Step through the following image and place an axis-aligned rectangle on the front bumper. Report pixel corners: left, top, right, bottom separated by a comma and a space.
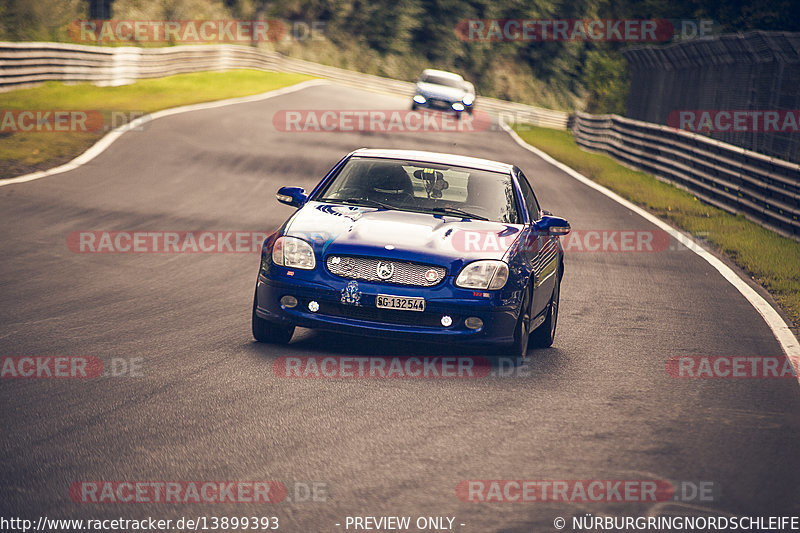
255, 268, 518, 345
412, 97, 471, 114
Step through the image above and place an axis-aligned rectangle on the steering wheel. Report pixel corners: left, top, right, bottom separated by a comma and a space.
437, 202, 492, 217
368, 190, 416, 206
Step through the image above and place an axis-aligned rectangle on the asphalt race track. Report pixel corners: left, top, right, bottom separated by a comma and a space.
1, 82, 799, 532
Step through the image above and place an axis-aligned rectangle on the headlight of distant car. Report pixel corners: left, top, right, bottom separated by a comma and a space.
272, 236, 316, 270
462, 95, 474, 106
413, 94, 427, 104
455, 260, 509, 290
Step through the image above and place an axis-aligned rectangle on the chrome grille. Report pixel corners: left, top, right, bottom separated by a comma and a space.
326, 256, 446, 287
428, 98, 452, 109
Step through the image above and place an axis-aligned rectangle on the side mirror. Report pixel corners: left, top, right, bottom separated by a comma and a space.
276, 186, 307, 208
534, 215, 571, 236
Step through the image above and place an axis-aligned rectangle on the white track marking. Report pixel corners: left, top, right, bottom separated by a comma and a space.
500, 120, 800, 383
0, 79, 328, 187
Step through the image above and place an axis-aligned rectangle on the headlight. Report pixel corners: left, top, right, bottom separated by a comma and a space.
413, 94, 427, 104
462, 95, 474, 106
452, 102, 465, 111
272, 236, 316, 270
455, 260, 509, 290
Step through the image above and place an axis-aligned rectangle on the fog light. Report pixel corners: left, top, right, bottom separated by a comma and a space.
465, 317, 483, 330
441, 315, 453, 327
308, 300, 320, 313
280, 295, 298, 308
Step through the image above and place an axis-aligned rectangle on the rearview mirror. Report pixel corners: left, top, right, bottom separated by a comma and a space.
276, 186, 307, 208
534, 215, 571, 236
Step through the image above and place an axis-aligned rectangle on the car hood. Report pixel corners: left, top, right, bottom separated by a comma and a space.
283, 201, 522, 272
416, 82, 467, 102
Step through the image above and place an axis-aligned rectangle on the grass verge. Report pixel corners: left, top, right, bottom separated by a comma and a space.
513, 125, 800, 329
0, 70, 314, 178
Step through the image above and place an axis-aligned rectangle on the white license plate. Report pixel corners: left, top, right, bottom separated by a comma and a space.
376, 294, 425, 312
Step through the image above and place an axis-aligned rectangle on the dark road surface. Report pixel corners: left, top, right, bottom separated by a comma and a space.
1, 82, 798, 532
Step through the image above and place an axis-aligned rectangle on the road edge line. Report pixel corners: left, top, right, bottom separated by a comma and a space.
500, 120, 800, 383
0, 78, 328, 188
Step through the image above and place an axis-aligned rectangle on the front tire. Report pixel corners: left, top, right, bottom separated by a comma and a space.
252, 292, 294, 344
530, 271, 561, 348
509, 282, 533, 358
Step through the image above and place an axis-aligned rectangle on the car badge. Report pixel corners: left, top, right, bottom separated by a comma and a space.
376, 261, 395, 280
424, 269, 439, 282
341, 280, 361, 306
331, 256, 341, 264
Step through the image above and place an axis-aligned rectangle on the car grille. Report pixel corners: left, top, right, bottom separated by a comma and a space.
428, 99, 452, 109
326, 256, 447, 287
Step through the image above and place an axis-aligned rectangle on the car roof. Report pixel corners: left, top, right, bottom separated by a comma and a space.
420, 69, 464, 81
350, 149, 515, 174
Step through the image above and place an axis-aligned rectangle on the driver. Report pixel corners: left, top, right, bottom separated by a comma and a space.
367, 164, 414, 199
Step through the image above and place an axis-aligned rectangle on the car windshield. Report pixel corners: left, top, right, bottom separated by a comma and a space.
315, 157, 520, 223
420, 73, 464, 89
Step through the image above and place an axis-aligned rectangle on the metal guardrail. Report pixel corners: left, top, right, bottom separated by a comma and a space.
0, 41, 569, 129
623, 32, 800, 165
573, 111, 800, 240
0, 42, 280, 87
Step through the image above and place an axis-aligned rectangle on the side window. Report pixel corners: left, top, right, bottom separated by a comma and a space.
517, 171, 540, 222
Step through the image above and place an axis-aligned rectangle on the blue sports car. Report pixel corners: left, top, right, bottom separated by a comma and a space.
253, 149, 570, 357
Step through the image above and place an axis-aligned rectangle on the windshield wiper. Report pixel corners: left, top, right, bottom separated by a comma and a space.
322, 198, 488, 220
429, 207, 489, 221
324, 197, 396, 210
